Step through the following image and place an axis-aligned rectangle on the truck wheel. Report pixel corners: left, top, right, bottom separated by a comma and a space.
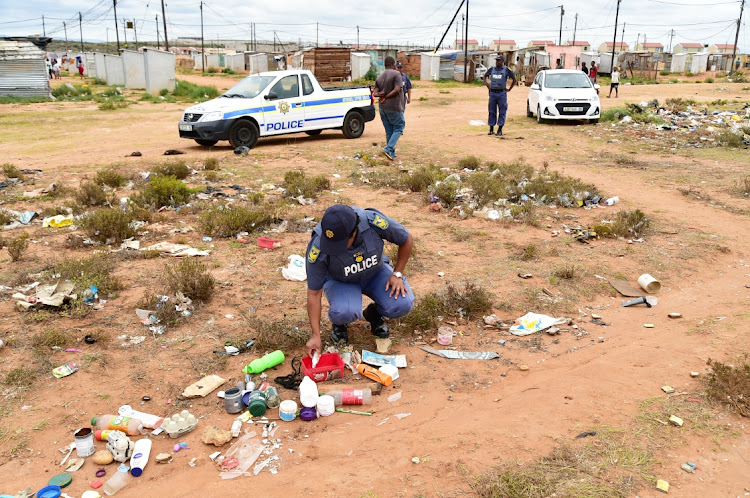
194, 139, 218, 147
305, 130, 322, 136
229, 119, 259, 149
342, 111, 365, 139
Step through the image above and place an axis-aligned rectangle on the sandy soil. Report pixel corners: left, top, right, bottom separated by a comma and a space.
0, 73, 749, 497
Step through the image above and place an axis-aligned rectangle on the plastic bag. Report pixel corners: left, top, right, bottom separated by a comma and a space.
509, 312, 567, 336
281, 255, 307, 281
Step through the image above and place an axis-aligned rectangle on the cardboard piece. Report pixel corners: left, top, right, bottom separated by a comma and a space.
609, 279, 646, 297
182, 375, 226, 398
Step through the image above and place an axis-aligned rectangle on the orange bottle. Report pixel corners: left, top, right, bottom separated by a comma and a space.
91, 415, 143, 435
355, 364, 393, 386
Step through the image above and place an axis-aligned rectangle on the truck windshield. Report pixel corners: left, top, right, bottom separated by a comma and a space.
222, 75, 275, 98
545, 73, 592, 88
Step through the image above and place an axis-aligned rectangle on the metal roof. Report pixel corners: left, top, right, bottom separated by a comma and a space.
0, 40, 51, 98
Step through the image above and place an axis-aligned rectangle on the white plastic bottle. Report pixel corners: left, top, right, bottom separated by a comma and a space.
299, 376, 319, 408
129, 439, 152, 477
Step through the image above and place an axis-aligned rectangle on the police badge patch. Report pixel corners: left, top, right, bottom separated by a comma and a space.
371, 215, 389, 230
308, 246, 320, 263
353, 251, 364, 263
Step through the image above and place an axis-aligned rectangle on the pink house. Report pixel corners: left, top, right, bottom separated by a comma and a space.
545, 45, 582, 69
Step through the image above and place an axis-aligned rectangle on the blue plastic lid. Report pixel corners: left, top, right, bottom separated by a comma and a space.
37, 485, 62, 498
131, 466, 143, 477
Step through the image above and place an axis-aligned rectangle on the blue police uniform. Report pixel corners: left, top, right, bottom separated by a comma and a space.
485, 65, 515, 128
306, 207, 414, 326
401, 72, 412, 109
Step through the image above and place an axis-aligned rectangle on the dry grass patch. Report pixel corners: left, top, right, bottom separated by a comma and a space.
595, 210, 651, 239
75, 181, 111, 206
135, 175, 197, 208
152, 160, 190, 179
398, 282, 493, 332
203, 157, 220, 170
6, 234, 29, 262
94, 168, 128, 188
2, 163, 25, 182
705, 356, 750, 417
282, 170, 330, 199
52, 254, 122, 297
80, 208, 136, 244
164, 258, 215, 303
198, 203, 277, 237
244, 315, 310, 352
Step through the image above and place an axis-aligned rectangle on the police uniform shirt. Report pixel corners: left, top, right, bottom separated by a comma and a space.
305, 207, 410, 291
485, 65, 515, 90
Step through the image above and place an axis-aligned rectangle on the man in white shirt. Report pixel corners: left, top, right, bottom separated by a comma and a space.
608, 67, 620, 98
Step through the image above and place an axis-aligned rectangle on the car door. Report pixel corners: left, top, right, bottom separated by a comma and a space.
262, 74, 305, 135
528, 72, 543, 112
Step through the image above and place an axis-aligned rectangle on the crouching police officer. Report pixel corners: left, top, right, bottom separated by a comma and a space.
305, 205, 414, 357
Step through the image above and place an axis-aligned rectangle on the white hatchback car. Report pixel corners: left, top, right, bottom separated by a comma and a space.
526, 69, 601, 124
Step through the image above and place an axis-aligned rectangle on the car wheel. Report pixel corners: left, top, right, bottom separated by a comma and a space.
229, 119, 259, 149
194, 139, 218, 147
590, 118, 599, 124
305, 130, 323, 136
342, 111, 365, 139
526, 100, 533, 118
537, 106, 545, 124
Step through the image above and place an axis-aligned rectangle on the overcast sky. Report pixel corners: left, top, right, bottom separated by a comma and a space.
1, 0, 746, 52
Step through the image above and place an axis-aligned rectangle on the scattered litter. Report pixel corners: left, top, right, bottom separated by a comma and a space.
519, 365, 529, 371
13, 280, 76, 310
52, 362, 78, 378
637, 273, 661, 293
469, 120, 486, 126
643, 323, 655, 328
510, 312, 567, 336
155, 453, 173, 464
183, 375, 226, 398
668, 415, 683, 427
163, 149, 184, 155
656, 479, 669, 493
376, 417, 390, 427
668, 313, 682, 319
681, 462, 696, 473
142, 242, 210, 257
517, 273, 533, 279
437, 349, 498, 360
362, 350, 407, 368
661, 385, 675, 394
258, 237, 282, 249
375, 338, 391, 353
42, 214, 75, 228
483, 314, 508, 328
690, 371, 700, 378
394, 413, 411, 420
437, 326, 455, 346
609, 279, 647, 297
622, 296, 658, 308
387, 392, 402, 403
412, 456, 421, 463
281, 255, 307, 281
575, 431, 597, 439
23, 183, 58, 199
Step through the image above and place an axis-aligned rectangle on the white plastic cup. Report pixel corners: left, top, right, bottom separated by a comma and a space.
637, 274, 661, 293
317, 395, 335, 417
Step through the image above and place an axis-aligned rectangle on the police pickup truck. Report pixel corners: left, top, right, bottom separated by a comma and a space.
178, 69, 376, 149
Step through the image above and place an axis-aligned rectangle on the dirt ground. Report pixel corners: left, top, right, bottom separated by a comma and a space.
0, 72, 749, 497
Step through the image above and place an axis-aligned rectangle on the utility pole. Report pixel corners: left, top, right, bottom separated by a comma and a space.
123, 20, 128, 49
161, 0, 169, 50
434, 0, 466, 53
356, 25, 359, 49
273, 30, 276, 51
463, 0, 469, 83
79, 12, 84, 53
200, 2, 205, 71
620, 22, 626, 53
636, 33, 640, 50
42, 16, 46, 36
572, 13, 578, 46
316, 22, 319, 47
113, 0, 121, 52
558, 5, 565, 46
63, 22, 69, 53
610, 0, 621, 73
730, 0, 744, 74
156, 15, 160, 49
132, 20, 138, 50
668, 29, 675, 52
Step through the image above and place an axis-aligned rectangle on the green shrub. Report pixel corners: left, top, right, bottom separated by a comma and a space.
716, 130, 744, 148
431, 177, 461, 207
7, 234, 29, 262
164, 258, 215, 303
80, 208, 135, 244
203, 157, 220, 171
398, 282, 493, 331
206, 66, 220, 74
53, 254, 122, 296
222, 67, 236, 74
75, 181, 111, 206
2, 163, 24, 181
469, 172, 506, 206
98, 101, 129, 110
94, 168, 127, 188
705, 77, 714, 83
458, 155, 481, 169
137, 175, 194, 207
160, 88, 169, 96
399, 165, 446, 192
152, 160, 190, 179
51, 83, 92, 99
198, 203, 275, 237
172, 79, 220, 101
283, 170, 331, 199
659, 70, 670, 76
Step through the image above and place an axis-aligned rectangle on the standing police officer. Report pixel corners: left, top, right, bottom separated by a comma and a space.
484, 54, 517, 136
305, 205, 414, 357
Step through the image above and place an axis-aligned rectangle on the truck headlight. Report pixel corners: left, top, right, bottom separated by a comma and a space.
200, 111, 223, 122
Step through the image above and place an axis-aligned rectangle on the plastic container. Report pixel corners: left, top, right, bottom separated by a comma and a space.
242, 350, 285, 374
637, 273, 661, 293
74, 427, 95, 457
257, 236, 281, 249
35, 486, 61, 498
118, 405, 165, 430
224, 388, 243, 414
299, 407, 317, 421
92, 415, 143, 436
604, 196, 620, 206
317, 395, 335, 416
263, 387, 281, 409
247, 390, 267, 417
129, 439, 152, 477
279, 400, 298, 421
102, 464, 131, 495
95, 429, 113, 441
299, 376, 319, 408
325, 388, 372, 406
301, 353, 345, 382
437, 326, 454, 346
231, 419, 242, 437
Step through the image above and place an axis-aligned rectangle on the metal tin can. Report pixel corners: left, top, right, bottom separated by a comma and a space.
263, 387, 281, 409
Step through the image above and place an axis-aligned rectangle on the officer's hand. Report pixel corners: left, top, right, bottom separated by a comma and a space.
385, 275, 409, 299
306, 335, 322, 358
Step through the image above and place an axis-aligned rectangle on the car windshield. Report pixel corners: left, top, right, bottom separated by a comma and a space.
545, 73, 592, 89
222, 75, 275, 98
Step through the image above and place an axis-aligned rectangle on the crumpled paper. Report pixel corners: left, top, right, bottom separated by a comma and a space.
13, 280, 76, 310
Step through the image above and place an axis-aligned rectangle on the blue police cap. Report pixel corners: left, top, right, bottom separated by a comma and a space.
320, 205, 357, 254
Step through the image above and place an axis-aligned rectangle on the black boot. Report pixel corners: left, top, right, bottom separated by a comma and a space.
331, 324, 349, 344
363, 303, 389, 338
496, 126, 503, 136
487, 126, 494, 135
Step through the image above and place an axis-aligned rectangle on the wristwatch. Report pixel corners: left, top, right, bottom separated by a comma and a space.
393, 272, 403, 279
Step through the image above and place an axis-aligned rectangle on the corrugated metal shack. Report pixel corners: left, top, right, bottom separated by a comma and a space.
291, 47, 351, 82
0, 39, 51, 98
